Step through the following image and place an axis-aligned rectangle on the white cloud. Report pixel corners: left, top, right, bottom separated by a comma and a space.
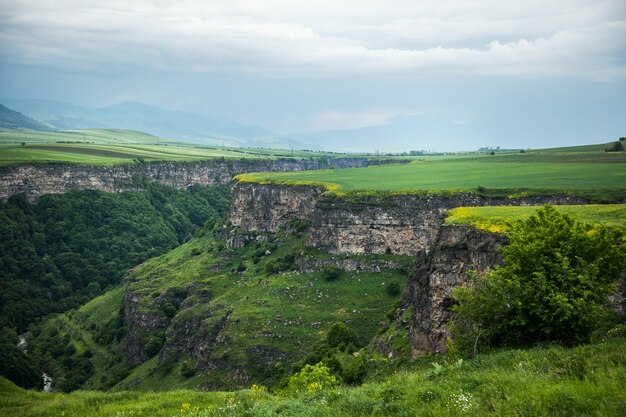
0, 0, 624, 79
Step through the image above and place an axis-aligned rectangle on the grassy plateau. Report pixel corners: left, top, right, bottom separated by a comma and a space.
236, 143, 626, 202
445, 204, 626, 234
0, 129, 349, 166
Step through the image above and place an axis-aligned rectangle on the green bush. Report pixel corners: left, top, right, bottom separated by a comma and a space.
605, 141, 624, 152
282, 362, 338, 396
322, 265, 342, 282
180, 360, 196, 378
450, 205, 626, 355
386, 281, 402, 296
326, 322, 357, 349
145, 333, 166, 357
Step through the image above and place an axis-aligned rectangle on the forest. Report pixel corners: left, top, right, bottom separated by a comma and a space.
0, 185, 230, 389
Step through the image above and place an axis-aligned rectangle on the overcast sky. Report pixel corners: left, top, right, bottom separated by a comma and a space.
1, 0, 625, 150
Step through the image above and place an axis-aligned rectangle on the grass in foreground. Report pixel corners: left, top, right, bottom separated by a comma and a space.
2, 337, 625, 416
445, 204, 626, 234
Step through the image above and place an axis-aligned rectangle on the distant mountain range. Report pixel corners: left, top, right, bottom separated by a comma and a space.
0, 104, 50, 131
0, 99, 530, 152
0, 99, 303, 149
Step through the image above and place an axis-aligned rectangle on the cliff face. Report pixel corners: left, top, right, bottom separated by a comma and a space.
230, 182, 626, 357
230, 182, 588, 256
0, 157, 404, 202
401, 226, 507, 356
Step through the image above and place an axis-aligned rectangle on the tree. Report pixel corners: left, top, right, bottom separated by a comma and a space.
450, 205, 626, 355
605, 141, 624, 152
326, 322, 357, 349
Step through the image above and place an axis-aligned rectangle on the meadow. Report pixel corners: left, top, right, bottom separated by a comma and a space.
0, 129, 344, 166
445, 204, 626, 234
236, 144, 626, 202
2, 337, 625, 417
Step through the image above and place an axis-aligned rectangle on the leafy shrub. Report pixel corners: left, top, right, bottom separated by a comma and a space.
282, 362, 338, 396
160, 302, 178, 319
450, 205, 626, 355
322, 265, 342, 282
605, 141, 624, 152
326, 322, 357, 349
340, 354, 366, 385
145, 332, 166, 357
265, 252, 297, 274
287, 219, 310, 233
180, 360, 196, 378
386, 282, 402, 296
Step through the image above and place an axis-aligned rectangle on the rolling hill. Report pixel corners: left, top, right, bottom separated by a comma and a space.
0, 99, 303, 149
0, 104, 49, 131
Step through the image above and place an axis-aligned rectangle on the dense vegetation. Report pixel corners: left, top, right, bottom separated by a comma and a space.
445, 204, 626, 234
0, 185, 230, 389
450, 206, 626, 356
20, 220, 410, 393
2, 337, 625, 416
237, 143, 626, 202
0, 184, 229, 333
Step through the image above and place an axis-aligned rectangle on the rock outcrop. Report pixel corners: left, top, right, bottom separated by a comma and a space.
401, 225, 507, 356
230, 182, 589, 256
230, 182, 625, 357
0, 157, 406, 202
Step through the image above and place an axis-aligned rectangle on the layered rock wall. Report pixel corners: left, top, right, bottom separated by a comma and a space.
230, 182, 625, 357
0, 157, 403, 202
230, 182, 588, 256
402, 226, 507, 356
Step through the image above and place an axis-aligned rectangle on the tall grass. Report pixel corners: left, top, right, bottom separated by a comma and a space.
445, 204, 626, 234
2, 338, 625, 416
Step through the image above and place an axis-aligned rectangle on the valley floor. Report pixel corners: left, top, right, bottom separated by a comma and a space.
2, 337, 625, 417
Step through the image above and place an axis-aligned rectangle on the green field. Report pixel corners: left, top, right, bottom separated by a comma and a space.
236, 144, 626, 201
0, 129, 349, 166
2, 337, 625, 416
445, 204, 626, 234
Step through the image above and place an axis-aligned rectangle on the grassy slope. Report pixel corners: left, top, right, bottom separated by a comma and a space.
236, 144, 626, 202
2, 337, 625, 416
35, 226, 410, 391
445, 204, 626, 234
116, 229, 410, 390
0, 129, 354, 166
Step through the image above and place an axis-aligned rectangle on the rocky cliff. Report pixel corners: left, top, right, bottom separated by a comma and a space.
0, 157, 404, 202
230, 182, 588, 256
398, 225, 507, 356
230, 182, 626, 357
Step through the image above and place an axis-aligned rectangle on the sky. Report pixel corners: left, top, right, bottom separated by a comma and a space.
0, 0, 625, 151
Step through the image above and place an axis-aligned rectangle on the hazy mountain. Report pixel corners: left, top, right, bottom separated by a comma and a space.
0, 104, 50, 131
1, 99, 302, 148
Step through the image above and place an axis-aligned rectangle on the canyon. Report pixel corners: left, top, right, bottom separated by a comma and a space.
0, 157, 404, 202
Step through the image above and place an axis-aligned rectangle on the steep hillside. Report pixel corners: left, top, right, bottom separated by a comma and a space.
0, 104, 49, 131
0, 184, 230, 333
26, 220, 411, 392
